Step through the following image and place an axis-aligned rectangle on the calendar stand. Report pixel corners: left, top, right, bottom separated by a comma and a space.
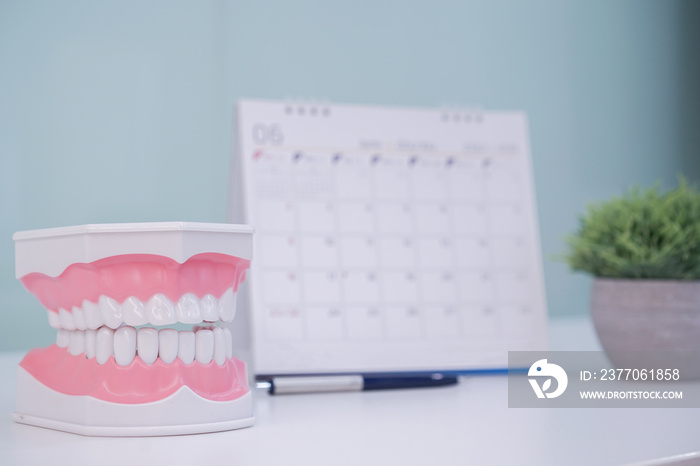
229, 99, 548, 378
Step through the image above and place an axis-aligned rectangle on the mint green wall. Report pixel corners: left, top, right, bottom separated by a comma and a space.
1, 0, 698, 351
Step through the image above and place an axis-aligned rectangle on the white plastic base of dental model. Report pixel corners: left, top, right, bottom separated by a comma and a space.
13, 367, 254, 437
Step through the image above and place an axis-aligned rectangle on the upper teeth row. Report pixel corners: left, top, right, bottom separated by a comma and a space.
47, 289, 238, 330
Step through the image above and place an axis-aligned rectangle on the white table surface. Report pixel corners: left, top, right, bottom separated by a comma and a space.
1, 316, 699, 466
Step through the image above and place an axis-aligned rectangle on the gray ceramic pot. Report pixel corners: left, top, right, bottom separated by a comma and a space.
591, 278, 700, 378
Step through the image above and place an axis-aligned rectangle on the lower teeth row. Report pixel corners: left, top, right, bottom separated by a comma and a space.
56, 326, 233, 366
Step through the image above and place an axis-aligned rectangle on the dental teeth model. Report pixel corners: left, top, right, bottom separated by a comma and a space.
12, 222, 254, 436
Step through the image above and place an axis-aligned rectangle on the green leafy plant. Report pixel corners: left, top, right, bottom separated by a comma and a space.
565, 178, 700, 279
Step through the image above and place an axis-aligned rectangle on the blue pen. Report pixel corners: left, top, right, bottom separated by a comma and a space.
263, 374, 459, 395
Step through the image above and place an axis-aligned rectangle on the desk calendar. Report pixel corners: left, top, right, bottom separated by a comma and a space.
229, 99, 548, 377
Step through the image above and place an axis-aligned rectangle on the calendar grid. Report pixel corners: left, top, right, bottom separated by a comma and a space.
234, 99, 547, 375
365, 155, 390, 339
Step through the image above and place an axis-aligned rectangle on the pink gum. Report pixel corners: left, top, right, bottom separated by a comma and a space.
20, 345, 249, 403
19, 253, 250, 313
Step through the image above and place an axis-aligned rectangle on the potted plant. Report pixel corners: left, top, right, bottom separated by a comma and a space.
564, 179, 700, 375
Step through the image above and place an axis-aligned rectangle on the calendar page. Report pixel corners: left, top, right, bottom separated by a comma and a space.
229, 99, 548, 377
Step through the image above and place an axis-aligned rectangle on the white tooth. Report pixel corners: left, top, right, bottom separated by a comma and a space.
114, 326, 136, 366
68, 330, 85, 356
56, 329, 70, 348
224, 328, 233, 359
122, 297, 148, 326
47, 310, 61, 329
59, 308, 76, 330
195, 329, 214, 364
200, 294, 220, 322
85, 329, 97, 359
219, 289, 238, 323
72, 306, 87, 330
137, 327, 158, 365
146, 294, 177, 326
99, 296, 123, 329
96, 327, 115, 365
158, 328, 178, 364
177, 293, 202, 324
178, 331, 195, 364
213, 327, 226, 366
83, 300, 103, 330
